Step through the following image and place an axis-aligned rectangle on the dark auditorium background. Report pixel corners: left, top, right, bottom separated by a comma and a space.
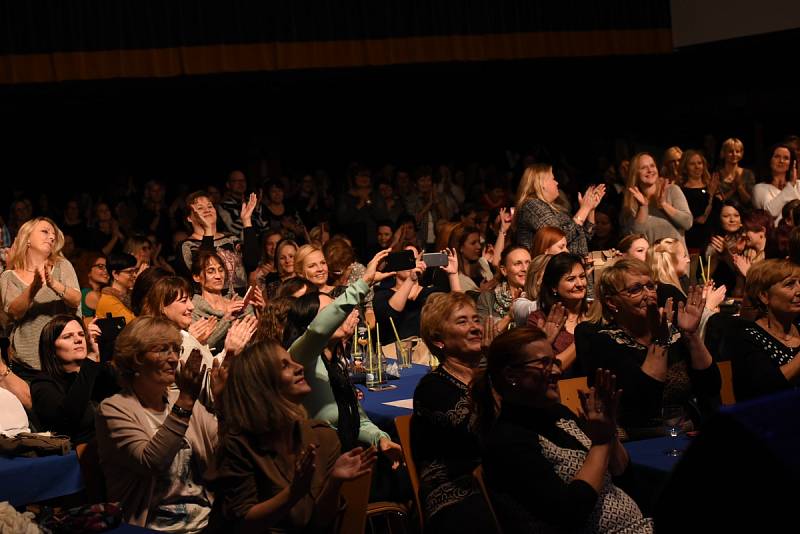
0, 1, 798, 201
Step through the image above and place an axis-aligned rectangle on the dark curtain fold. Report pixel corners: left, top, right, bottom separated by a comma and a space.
0, 0, 672, 84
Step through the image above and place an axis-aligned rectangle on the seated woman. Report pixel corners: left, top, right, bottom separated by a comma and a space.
141, 276, 257, 409
527, 253, 590, 376
206, 339, 376, 532
411, 292, 497, 532
294, 243, 335, 294
446, 224, 493, 293
0, 357, 33, 432
511, 253, 552, 326
77, 251, 109, 319
477, 245, 531, 331
262, 238, 298, 299
650, 238, 692, 303
617, 233, 650, 262
575, 259, 721, 439
374, 243, 459, 340
732, 209, 776, 279
190, 250, 258, 353
472, 327, 652, 533
95, 317, 217, 532
729, 259, 800, 401
95, 252, 137, 324
284, 249, 403, 464
530, 226, 568, 258
32, 315, 117, 444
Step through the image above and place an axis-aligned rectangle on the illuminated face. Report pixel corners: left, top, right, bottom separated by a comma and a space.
556, 264, 587, 302
460, 232, 482, 262
195, 258, 226, 293
720, 206, 741, 234
501, 248, 531, 289
771, 147, 791, 175
54, 321, 88, 368
278, 348, 312, 402
541, 171, 559, 203
686, 154, 705, 180
376, 225, 393, 248
636, 155, 659, 186
674, 244, 690, 277
28, 220, 56, 256
546, 237, 568, 256
163, 293, 194, 330
625, 238, 649, 262
723, 144, 743, 166
189, 196, 217, 228
278, 244, 296, 277
302, 250, 328, 288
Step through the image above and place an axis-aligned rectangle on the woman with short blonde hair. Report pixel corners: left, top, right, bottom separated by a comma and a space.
294, 243, 334, 294
717, 138, 755, 205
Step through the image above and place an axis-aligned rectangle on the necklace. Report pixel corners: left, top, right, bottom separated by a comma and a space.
765, 318, 795, 342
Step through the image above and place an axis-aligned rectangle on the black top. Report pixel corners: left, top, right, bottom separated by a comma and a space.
681, 186, 715, 250
373, 283, 443, 341
31, 359, 119, 445
411, 367, 483, 522
482, 402, 651, 533
730, 321, 798, 402
575, 321, 721, 434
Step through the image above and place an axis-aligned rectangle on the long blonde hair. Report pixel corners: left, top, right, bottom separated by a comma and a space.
512, 164, 554, 229
7, 217, 65, 270
649, 238, 686, 296
622, 152, 658, 219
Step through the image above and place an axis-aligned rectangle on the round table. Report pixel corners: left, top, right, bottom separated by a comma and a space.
356, 363, 429, 431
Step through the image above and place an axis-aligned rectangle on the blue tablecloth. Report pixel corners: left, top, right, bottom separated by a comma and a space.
0, 451, 84, 506
624, 435, 691, 474
357, 363, 429, 430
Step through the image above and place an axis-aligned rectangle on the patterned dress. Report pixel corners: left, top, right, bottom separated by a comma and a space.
483, 403, 653, 533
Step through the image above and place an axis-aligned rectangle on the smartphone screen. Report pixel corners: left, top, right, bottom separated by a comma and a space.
384, 250, 416, 272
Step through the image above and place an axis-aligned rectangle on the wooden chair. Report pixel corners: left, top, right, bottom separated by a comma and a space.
75, 439, 105, 504
473, 465, 503, 534
557, 376, 588, 417
338, 467, 409, 534
395, 414, 423, 532
718, 360, 736, 405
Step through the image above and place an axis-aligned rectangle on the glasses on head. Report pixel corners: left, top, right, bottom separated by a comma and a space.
148, 344, 181, 359
92, 263, 107, 271
618, 281, 657, 297
509, 356, 562, 371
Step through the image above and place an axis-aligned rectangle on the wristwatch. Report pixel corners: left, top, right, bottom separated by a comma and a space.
171, 404, 193, 419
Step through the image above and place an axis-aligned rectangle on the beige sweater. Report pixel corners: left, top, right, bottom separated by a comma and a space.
95, 389, 218, 527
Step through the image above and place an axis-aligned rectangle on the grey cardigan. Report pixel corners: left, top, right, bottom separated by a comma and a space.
95, 389, 217, 527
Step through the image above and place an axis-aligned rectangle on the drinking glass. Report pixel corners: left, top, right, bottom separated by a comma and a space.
662, 404, 685, 456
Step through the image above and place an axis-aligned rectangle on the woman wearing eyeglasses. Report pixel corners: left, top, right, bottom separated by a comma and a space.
472, 327, 652, 533
32, 315, 117, 445
575, 259, 721, 439
95, 252, 138, 325
95, 317, 217, 531
77, 251, 109, 319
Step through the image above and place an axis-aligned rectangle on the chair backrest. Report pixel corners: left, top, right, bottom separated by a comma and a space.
338, 470, 373, 534
557, 376, 588, 416
394, 414, 423, 531
75, 439, 105, 504
718, 360, 736, 405
473, 465, 504, 534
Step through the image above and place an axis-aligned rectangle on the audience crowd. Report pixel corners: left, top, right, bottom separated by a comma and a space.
1, 135, 799, 533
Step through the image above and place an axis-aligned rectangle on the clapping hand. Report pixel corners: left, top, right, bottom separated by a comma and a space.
677, 285, 706, 335
628, 186, 647, 207
176, 348, 206, 402
332, 446, 378, 481
578, 368, 622, 445
224, 314, 258, 356
481, 315, 497, 351
703, 282, 727, 312
647, 297, 673, 345
209, 357, 230, 401
732, 254, 752, 277
709, 235, 726, 255
240, 192, 258, 228
188, 317, 218, 346
536, 302, 567, 345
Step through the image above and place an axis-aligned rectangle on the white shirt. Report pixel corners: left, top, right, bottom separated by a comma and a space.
752, 182, 800, 224
0, 388, 29, 437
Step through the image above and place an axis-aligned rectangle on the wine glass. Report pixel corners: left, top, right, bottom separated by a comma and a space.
662, 404, 685, 456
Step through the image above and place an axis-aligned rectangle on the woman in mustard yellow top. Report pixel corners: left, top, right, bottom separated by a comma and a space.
95, 253, 137, 324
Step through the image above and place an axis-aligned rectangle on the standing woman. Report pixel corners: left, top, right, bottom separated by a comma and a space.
623, 152, 693, 247
526, 253, 590, 375
679, 150, 721, 251
661, 146, 683, 184
95, 252, 138, 324
752, 143, 799, 221
0, 217, 81, 378
716, 138, 755, 205
77, 251, 109, 319
206, 340, 376, 532
32, 315, 117, 445
514, 164, 605, 258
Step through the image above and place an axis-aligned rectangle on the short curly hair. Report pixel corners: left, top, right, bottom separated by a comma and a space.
113, 316, 182, 388
745, 259, 800, 317
420, 292, 477, 362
